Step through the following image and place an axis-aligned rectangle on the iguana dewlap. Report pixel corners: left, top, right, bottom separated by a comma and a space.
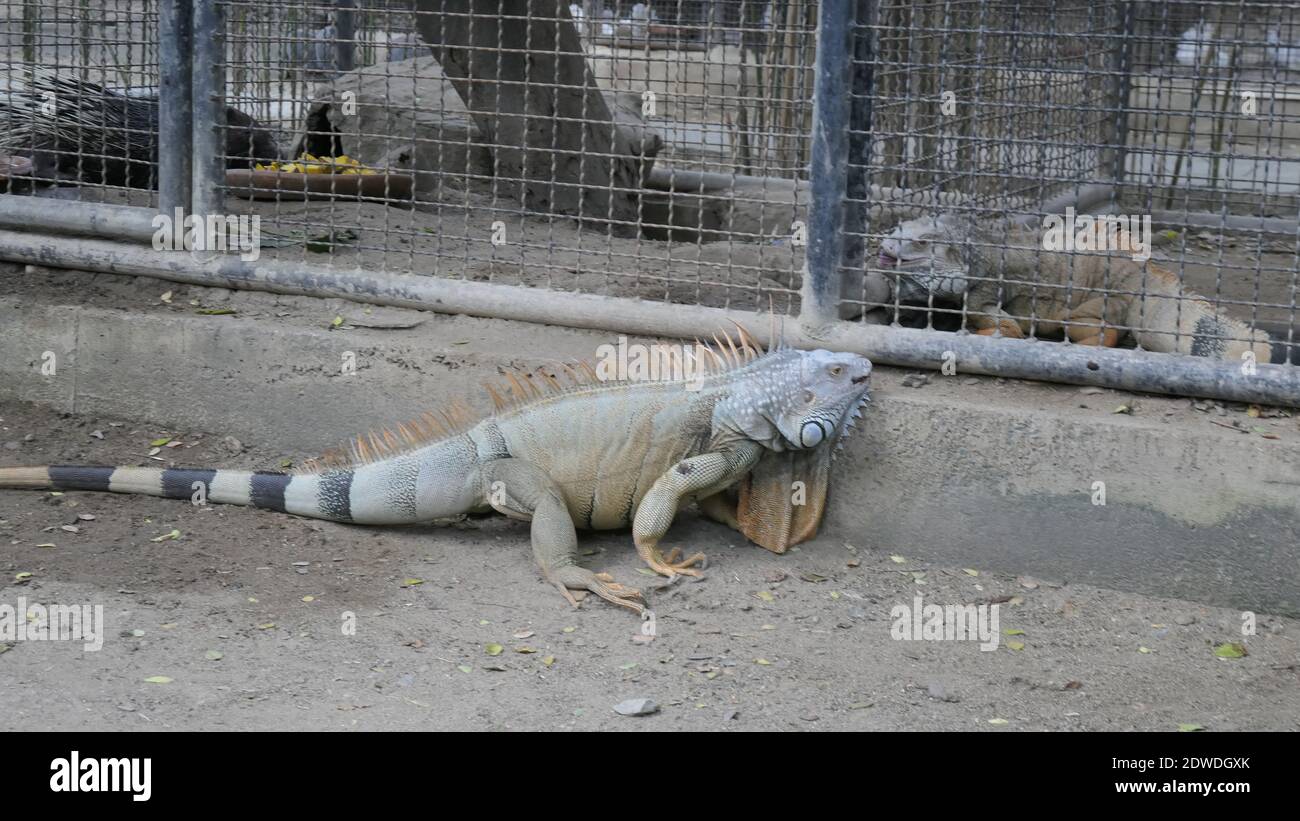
0, 330, 872, 615
879, 215, 1276, 362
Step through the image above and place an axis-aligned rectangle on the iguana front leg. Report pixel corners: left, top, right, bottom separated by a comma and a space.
633, 442, 763, 577
482, 459, 645, 614
970, 305, 1025, 339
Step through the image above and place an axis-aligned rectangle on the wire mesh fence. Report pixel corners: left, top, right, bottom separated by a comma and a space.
0, 0, 1298, 398
851, 0, 1299, 368
0, 0, 161, 205
208, 0, 813, 314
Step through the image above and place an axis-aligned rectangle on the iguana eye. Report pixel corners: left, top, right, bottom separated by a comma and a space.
829, 365, 844, 377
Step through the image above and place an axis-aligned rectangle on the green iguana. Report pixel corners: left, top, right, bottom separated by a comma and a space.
878, 215, 1280, 362
0, 329, 872, 616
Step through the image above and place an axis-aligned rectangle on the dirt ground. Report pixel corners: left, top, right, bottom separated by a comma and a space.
2, 399, 1297, 731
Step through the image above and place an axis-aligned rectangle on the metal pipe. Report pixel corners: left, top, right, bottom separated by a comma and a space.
1, 231, 1295, 406
802, 0, 855, 330
646, 166, 1004, 213
191, 0, 225, 223
1150, 210, 1300, 237
1107, 1, 1136, 186
840, 0, 875, 310
1012, 184, 1116, 226
157, 0, 193, 216
0, 199, 158, 243
334, 0, 357, 75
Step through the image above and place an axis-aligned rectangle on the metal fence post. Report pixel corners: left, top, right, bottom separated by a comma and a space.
843, 0, 875, 315
192, 0, 225, 225
1107, 0, 1135, 186
803, 0, 870, 332
335, 0, 357, 75
158, 0, 193, 218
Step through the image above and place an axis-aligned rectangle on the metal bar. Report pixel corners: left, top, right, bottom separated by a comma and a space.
191, 0, 225, 223
157, 0, 193, 216
1011, 184, 1116, 226
802, 0, 855, 330
1150, 210, 1300, 237
335, 0, 357, 75
1107, 0, 1135, 186
2, 232, 1295, 407
840, 0, 875, 312
0, 199, 158, 242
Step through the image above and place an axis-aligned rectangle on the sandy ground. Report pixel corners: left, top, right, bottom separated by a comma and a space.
2, 399, 1297, 731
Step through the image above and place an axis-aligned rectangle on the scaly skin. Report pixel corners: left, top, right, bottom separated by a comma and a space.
879, 215, 1274, 361
0, 334, 873, 616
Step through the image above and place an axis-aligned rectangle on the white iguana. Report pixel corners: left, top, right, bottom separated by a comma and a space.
0, 329, 872, 616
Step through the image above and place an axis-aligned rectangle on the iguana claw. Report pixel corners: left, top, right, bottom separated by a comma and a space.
640, 544, 707, 578
549, 566, 645, 615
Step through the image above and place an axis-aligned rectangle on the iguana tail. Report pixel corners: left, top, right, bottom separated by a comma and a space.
0, 464, 356, 522
1130, 267, 1275, 362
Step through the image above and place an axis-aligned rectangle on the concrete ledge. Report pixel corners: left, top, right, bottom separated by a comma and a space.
3, 264, 1298, 615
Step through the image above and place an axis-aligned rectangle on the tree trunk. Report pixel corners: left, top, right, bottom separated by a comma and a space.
412, 0, 646, 229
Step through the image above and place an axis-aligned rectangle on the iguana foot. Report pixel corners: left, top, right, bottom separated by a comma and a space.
548, 566, 645, 615
639, 544, 707, 578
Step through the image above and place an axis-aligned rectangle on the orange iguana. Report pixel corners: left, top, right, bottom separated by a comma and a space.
878, 215, 1282, 362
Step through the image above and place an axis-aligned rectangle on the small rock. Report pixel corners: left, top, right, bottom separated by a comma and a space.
1079, 387, 1103, 395
613, 698, 659, 717
926, 681, 960, 702
722, 708, 739, 721
89, 430, 105, 439
3, 441, 19, 451
222, 436, 244, 454
1173, 613, 1197, 626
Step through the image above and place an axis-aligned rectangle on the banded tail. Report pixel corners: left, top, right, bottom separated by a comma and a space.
0, 464, 356, 522
1135, 268, 1277, 362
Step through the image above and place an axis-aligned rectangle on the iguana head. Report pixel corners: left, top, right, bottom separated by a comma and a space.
715, 348, 873, 453
717, 347, 872, 555
877, 214, 984, 302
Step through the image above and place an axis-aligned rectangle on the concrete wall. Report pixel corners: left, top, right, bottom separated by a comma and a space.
3, 265, 1297, 615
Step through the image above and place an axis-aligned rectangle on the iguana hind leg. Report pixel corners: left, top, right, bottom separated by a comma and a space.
483, 459, 644, 614
633, 443, 763, 578
1064, 297, 1123, 347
